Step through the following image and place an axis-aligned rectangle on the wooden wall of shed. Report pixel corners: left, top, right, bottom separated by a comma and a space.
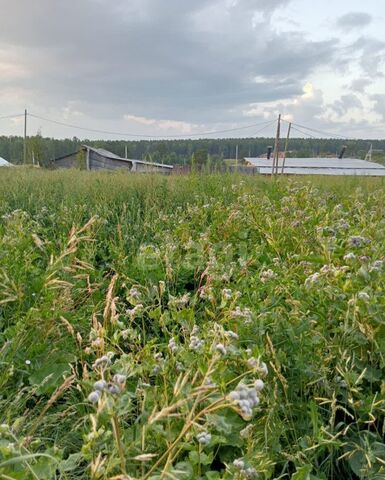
89, 151, 133, 171
54, 153, 80, 169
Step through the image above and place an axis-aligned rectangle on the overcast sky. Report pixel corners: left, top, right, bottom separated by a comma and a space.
0, 0, 384, 139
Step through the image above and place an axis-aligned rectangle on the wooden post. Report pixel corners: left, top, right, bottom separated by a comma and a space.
235, 144, 239, 167
272, 114, 281, 175
281, 122, 291, 174
23, 109, 27, 164
125, 145, 128, 159
86, 147, 90, 171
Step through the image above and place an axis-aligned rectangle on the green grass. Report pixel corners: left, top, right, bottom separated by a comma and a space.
0, 168, 385, 479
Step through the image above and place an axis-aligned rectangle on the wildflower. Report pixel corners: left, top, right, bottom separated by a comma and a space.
127, 304, 143, 318
222, 288, 232, 300
305, 272, 320, 288
151, 365, 161, 375
370, 260, 384, 272
343, 252, 356, 261
168, 337, 178, 353
107, 383, 120, 395
225, 330, 239, 340
254, 379, 265, 391
260, 269, 277, 282
216, 343, 227, 355
196, 431, 212, 445
348, 235, 368, 248
229, 383, 260, 418
359, 255, 370, 263
93, 380, 108, 391
88, 391, 101, 403
259, 362, 268, 376
231, 306, 252, 323
233, 458, 245, 469
358, 291, 370, 301
93, 355, 111, 369
25, 360, 31, 365
129, 287, 141, 299
169, 293, 190, 308
189, 335, 204, 351
112, 374, 126, 385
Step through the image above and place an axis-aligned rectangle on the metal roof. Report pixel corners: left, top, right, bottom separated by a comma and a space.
0, 156, 12, 167
83, 145, 173, 169
244, 157, 385, 176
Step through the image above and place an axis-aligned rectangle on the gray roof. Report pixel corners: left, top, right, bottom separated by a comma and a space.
83, 145, 173, 169
244, 157, 385, 176
0, 156, 12, 167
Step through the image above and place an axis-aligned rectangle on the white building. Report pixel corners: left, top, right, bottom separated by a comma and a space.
244, 157, 385, 176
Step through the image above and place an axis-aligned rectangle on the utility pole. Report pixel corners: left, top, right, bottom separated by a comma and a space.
235, 144, 239, 167
23, 109, 27, 164
272, 114, 281, 175
125, 145, 128, 159
281, 122, 291, 174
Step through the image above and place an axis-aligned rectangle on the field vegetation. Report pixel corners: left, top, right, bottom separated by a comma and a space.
0, 169, 385, 479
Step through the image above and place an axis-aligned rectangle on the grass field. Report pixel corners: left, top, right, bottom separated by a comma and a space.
1, 168, 385, 479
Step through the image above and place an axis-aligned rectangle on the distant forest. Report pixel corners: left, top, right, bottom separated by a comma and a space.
1, 134, 384, 167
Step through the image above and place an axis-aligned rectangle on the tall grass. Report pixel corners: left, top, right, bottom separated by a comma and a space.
0, 168, 385, 479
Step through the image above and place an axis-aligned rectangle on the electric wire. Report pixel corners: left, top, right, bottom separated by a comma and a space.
0, 113, 24, 120
281, 118, 355, 139
28, 113, 276, 139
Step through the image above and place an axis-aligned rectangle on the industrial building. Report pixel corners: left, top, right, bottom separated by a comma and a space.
53, 145, 173, 173
244, 157, 385, 176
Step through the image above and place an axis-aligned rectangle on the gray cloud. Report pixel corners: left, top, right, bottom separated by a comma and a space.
371, 94, 385, 121
0, 0, 338, 124
336, 12, 372, 31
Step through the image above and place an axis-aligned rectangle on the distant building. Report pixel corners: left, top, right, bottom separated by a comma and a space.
244, 157, 385, 176
0, 156, 13, 167
53, 145, 173, 173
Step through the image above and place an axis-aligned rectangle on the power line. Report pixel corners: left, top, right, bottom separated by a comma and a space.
281, 118, 355, 140
290, 125, 319, 139
28, 113, 276, 139
0, 113, 24, 120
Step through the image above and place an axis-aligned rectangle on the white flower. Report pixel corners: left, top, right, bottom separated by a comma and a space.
228, 383, 260, 419
88, 390, 101, 403
254, 379, 265, 391
113, 374, 126, 385
168, 337, 178, 353
196, 431, 211, 445
305, 272, 320, 288
222, 288, 232, 300
260, 269, 277, 282
358, 291, 370, 301
225, 330, 239, 340
348, 236, 368, 248
216, 343, 227, 355
93, 380, 108, 391
343, 252, 356, 261
25, 360, 31, 365
189, 335, 204, 351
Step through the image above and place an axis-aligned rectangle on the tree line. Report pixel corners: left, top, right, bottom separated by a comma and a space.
0, 133, 384, 167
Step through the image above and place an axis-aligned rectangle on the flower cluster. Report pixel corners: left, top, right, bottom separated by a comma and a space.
87, 373, 126, 403
348, 235, 369, 248
228, 380, 264, 419
233, 458, 258, 479
260, 269, 277, 282
196, 431, 212, 445
231, 306, 252, 323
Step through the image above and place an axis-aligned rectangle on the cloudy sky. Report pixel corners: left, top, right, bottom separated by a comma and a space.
0, 0, 384, 139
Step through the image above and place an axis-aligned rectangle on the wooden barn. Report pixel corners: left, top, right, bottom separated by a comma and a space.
53, 145, 173, 173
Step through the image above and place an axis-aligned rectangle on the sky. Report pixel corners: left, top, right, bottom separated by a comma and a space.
0, 0, 384, 140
